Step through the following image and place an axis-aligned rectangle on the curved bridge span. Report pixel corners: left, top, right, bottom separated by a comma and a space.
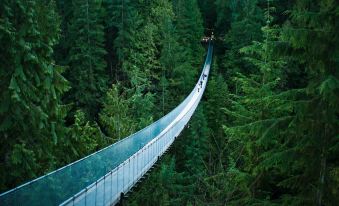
0, 42, 213, 206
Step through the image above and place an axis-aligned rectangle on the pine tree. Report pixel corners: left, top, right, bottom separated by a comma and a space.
0, 0, 69, 191
62, 110, 105, 163
109, 0, 161, 128
218, 0, 264, 85
127, 157, 188, 206
218, 0, 339, 205
198, 63, 232, 204
66, 0, 108, 118
109, 0, 140, 74
214, 0, 232, 36
99, 84, 137, 141
175, 106, 210, 204
275, 0, 339, 204
153, 0, 193, 114
54, 0, 73, 66
197, 0, 217, 31
173, 0, 205, 65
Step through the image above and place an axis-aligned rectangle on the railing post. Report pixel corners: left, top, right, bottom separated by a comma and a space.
95, 181, 97, 206
122, 162, 124, 192
161, 133, 163, 153
132, 155, 135, 184
142, 148, 144, 175
135, 154, 137, 181
103, 175, 106, 205
148, 127, 151, 165
128, 158, 131, 186
137, 151, 139, 177
156, 138, 158, 157
147, 145, 149, 166
152, 141, 154, 162
110, 170, 113, 203
85, 187, 88, 206
116, 166, 119, 196
160, 135, 162, 154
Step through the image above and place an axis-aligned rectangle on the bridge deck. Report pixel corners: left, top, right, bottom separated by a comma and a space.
0, 42, 213, 206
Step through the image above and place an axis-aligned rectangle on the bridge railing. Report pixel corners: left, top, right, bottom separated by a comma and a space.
61, 86, 202, 206
0, 42, 213, 206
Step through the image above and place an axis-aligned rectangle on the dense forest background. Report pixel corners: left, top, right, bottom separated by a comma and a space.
0, 0, 338, 205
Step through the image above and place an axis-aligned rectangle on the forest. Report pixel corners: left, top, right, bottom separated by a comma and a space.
0, 0, 338, 205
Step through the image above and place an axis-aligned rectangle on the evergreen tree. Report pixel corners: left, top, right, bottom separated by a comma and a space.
218, 0, 264, 85
66, 0, 108, 118
219, 0, 339, 205
173, 0, 205, 65
197, 0, 217, 31
4, 1, 338, 205
127, 157, 187, 206
109, 0, 140, 75
175, 106, 210, 204
61, 110, 106, 163
0, 0, 69, 191
54, 0, 73, 66
276, 0, 339, 204
153, 0, 193, 113
214, 0, 232, 36
99, 84, 137, 141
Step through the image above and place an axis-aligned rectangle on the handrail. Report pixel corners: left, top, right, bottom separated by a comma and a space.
0, 41, 213, 206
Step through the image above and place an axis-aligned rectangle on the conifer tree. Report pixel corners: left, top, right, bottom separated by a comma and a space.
220, 0, 339, 205
153, 0, 192, 113
127, 157, 187, 206
218, 0, 264, 83
99, 84, 137, 141
0, 0, 69, 191
214, 0, 232, 36
54, 0, 73, 66
62, 110, 106, 163
176, 106, 210, 204
66, 0, 108, 118
173, 0, 204, 65
109, 0, 158, 127
276, 0, 339, 204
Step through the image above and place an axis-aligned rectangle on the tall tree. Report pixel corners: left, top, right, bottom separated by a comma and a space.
218, 0, 339, 205
0, 0, 69, 191
218, 0, 264, 85
66, 0, 108, 118
277, 0, 339, 204
174, 0, 204, 58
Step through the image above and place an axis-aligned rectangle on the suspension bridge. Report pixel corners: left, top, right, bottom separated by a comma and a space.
0, 42, 213, 206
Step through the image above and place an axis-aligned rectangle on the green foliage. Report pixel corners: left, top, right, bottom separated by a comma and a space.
155, 0, 197, 113
214, 0, 232, 35
66, 0, 108, 117
3, 1, 337, 206
99, 87, 154, 142
0, 0, 68, 190
64, 110, 105, 163
173, 0, 204, 64
0, 0, 69, 191
216, 0, 339, 205
127, 157, 188, 206
219, 0, 264, 84
277, 1, 339, 204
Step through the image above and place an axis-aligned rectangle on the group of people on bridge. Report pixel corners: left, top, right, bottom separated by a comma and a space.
197, 73, 207, 92
201, 32, 215, 43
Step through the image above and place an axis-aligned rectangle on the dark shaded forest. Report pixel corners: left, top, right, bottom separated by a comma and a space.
0, 0, 338, 205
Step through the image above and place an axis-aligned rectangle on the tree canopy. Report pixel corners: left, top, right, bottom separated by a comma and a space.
0, 0, 338, 205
